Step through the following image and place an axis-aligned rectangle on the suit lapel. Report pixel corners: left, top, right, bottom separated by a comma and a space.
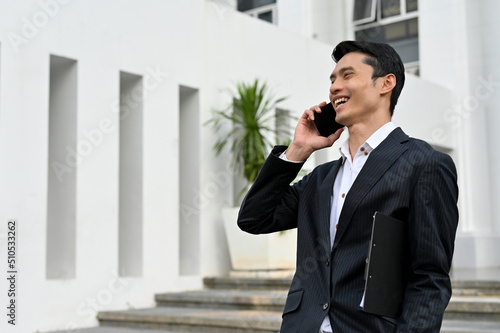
334, 128, 409, 246
317, 158, 342, 247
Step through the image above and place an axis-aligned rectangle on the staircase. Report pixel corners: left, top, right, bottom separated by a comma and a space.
441, 281, 500, 333
50, 274, 500, 333
95, 274, 287, 333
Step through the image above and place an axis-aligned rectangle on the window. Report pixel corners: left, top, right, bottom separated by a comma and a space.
353, 0, 376, 25
353, 0, 419, 74
238, 0, 277, 24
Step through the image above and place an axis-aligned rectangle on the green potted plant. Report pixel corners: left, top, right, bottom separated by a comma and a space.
208, 78, 292, 198
207, 79, 298, 271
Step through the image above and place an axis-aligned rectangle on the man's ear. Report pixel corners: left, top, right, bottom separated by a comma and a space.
380, 73, 396, 95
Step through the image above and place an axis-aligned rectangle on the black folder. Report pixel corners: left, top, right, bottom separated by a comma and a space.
362, 212, 407, 318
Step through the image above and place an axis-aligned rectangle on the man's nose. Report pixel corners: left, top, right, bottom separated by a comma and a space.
330, 80, 343, 95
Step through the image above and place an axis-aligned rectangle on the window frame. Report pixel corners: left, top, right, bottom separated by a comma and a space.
245, 3, 278, 24
353, 0, 418, 29
352, 0, 377, 26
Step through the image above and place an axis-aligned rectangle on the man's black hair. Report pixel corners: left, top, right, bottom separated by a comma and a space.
332, 40, 405, 116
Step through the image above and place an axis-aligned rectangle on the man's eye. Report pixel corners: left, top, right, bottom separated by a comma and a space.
344, 73, 352, 78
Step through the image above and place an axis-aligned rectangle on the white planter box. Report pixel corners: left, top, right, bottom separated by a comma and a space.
222, 207, 297, 270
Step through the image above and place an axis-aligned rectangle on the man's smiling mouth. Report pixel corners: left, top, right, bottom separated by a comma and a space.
334, 97, 350, 108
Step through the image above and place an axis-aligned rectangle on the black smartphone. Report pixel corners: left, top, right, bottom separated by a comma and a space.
313, 102, 344, 137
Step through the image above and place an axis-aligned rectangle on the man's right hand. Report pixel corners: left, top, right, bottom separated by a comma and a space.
285, 101, 344, 162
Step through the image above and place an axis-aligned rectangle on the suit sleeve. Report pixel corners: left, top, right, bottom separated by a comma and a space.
237, 146, 306, 234
397, 151, 459, 332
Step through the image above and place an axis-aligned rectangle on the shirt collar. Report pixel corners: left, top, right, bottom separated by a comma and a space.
365, 121, 397, 150
339, 122, 397, 163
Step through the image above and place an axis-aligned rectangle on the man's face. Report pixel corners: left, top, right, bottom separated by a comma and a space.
329, 52, 383, 126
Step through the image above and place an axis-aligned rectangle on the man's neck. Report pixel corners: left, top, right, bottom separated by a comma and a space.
347, 117, 391, 160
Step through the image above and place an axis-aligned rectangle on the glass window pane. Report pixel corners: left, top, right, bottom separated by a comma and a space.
355, 25, 384, 42
406, 0, 418, 12
353, 0, 375, 22
390, 37, 419, 63
238, 0, 276, 12
258, 10, 273, 23
381, 0, 401, 19
408, 17, 418, 35
385, 21, 406, 40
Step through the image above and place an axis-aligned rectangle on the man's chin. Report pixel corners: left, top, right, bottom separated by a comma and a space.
335, 116, 348, 127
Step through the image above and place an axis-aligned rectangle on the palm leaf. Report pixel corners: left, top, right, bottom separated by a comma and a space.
206, 79, 292, 186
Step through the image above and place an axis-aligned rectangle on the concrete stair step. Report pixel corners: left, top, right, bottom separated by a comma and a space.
155, 289, 287, 312
446, 296, 500, 321
48, 327, 194, 333
453, 281, 500, 297
203, 276, 292, 291
48, 318, 500, 333
441, 319, 500, 333
98, 306, 281, 333
155, 290, 500, 319
202, 276, 500, 293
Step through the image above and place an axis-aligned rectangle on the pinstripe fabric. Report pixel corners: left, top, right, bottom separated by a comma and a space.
238, 128, 459, 332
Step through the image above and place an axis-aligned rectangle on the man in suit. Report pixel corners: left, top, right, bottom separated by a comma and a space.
237, 41, 459, 332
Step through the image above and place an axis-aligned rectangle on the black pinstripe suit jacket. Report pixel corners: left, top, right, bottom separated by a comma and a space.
238, 127, 459, 332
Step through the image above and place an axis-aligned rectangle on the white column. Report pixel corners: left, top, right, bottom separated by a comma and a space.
481, 1, 500, 236
420, 0, 500, 268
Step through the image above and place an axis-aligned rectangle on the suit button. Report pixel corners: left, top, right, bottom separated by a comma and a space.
323, 303, 329, 310
326, 260, 330, 266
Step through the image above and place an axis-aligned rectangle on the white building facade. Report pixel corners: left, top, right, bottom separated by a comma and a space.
0, 0, 498, 332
